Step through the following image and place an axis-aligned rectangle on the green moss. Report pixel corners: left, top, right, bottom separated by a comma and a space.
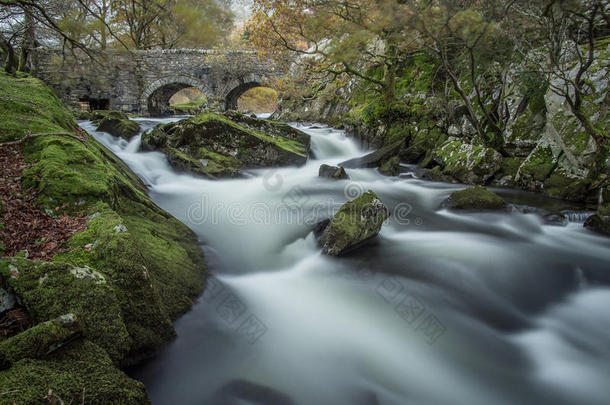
0, 314, 81, 367
433, 140, 502, 184
0, 71, 77, 143
543, 169, 589, 201
0, 259, 131, 363
498, 157, 524, 178
379, 156, 400, 176
0, 72, 207, 400
447, 186, 506, 210
520, 146, 555, 182
0, 340, 149, 404
192, 112, 308, 157
320, 191, 389, 255
96, 114, 140, 140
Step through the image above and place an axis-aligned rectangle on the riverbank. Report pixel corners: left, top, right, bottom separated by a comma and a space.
0, 71, 206, 403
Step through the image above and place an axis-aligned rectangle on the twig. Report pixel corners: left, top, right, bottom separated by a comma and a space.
0, 132, 88, 147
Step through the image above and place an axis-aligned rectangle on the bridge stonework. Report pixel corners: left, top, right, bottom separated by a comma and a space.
31, 49, 283, 116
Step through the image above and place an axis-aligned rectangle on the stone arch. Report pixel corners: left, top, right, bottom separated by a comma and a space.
222, 73, 267, 111
141, 75, 209, 116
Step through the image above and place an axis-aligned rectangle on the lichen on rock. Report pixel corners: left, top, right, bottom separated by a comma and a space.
432, 140, 503, 184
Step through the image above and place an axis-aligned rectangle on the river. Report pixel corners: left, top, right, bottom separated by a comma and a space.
81, 117, 610, 405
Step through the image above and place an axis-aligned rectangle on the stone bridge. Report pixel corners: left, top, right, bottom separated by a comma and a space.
31, 49, 283, 116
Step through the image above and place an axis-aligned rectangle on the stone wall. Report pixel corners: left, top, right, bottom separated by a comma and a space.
31, 48, 283, 115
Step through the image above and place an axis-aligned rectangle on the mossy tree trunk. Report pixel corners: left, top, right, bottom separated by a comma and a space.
0, 36, 18, 75
17, 6, 35, 73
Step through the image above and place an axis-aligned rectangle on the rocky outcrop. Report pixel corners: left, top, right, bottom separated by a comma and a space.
93, 110, 140, 140
444, 186, 506, 210
318, 191, 389, 256
142, 112, 310, 179
319, 164, 349, 180
432, 140, 503, 184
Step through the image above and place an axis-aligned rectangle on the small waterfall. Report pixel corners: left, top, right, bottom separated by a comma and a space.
561, 210, 595, 223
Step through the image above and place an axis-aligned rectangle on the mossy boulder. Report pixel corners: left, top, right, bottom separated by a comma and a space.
432, 140, 503, 184
142, 111, 310, 178
0, 71, 207, 402
93, 110, 140, 140
319, 164, 349, 180
379, 156, 400, 176
0, 340, 149, 404
0, 313, 82, 369
445, 186, 506, 210
517, 145, 556, 187
584, 203, 610, 236
318, 191, 389, 256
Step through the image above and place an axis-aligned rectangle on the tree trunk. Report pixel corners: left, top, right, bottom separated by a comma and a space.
18, 6, 35, 72
0, 37, 18, 75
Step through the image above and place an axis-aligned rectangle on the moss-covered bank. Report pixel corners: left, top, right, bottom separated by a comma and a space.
0, 70, 206, 403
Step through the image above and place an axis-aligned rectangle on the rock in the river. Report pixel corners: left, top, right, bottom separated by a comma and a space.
379, 156, 400, 176
432, 140, 503, 184
339, 140, 403, 169
319, 190, 389, 256
445, 186, 506, 210
584, 204, 610, 236
142, 112, 310, 178
319, 164, 349, 180
93, 110, 140, 140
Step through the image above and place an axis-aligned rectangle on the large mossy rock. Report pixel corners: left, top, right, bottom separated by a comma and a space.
142, 111, 310, 178
584, 203, 610, 236
319, 191, 389, 256
0, 340, 149, 404
93, 110, 140, 140
432, 140, 503, 184
0, 71, 206, 403
445, 186, 506, 210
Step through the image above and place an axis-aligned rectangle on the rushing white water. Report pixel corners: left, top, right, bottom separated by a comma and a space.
81, 117, 610, 405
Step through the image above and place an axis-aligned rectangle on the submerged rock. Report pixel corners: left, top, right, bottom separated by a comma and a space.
142, 112, 310, 178
318, 191, 389, 256
445, 186, 506, 210
584, 204, 610, 236
319, 164, 349, 180
93, 110, 140, 140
